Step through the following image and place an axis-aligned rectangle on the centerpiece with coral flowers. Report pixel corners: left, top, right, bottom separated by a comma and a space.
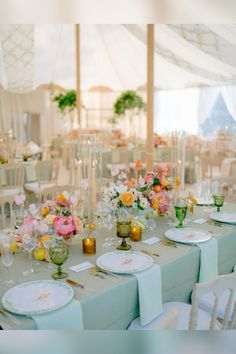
19, 191, 83, 258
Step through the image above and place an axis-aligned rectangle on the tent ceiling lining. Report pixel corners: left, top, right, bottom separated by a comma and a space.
0, 24, 236, 92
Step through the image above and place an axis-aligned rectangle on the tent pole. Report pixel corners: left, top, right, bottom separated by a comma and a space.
146, 24, 154, 171
75, 24, 81, 126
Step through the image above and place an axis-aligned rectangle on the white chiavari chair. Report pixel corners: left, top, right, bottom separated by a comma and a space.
128, 274, 236, 330
0, 163, 24, 196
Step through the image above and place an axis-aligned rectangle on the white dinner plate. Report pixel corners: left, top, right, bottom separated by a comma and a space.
2, 280, 74, 316
210, 212, 236, 225
197, 197, 214, 206
96, 251, 153, 274
165, 228, 212, 244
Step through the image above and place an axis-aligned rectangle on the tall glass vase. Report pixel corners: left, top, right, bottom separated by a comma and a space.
69, 134, 102, 223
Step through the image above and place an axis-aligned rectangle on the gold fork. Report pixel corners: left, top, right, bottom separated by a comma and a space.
141, 249, 160, 257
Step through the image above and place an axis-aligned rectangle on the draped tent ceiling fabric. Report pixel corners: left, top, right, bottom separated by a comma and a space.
0, 24, 236, 92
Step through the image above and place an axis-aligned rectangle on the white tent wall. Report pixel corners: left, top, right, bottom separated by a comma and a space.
0, 90, 64, 145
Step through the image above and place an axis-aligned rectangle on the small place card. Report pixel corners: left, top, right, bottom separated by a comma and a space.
193, 218, 207, 225
70, 262, 94, 273
142, 237, 160, 245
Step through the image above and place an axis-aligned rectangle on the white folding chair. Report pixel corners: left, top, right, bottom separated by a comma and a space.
25, 159, 60, 197
0, 163, 24, 196
197, 273, 236, 329
128, 274, 236, 330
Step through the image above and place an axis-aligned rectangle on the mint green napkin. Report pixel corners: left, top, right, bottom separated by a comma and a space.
134, 264, 163, 326
32, 299, 84, 330
197, 238, 218, 283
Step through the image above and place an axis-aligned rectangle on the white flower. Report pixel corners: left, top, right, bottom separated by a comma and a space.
15, 193, 25, 205
116, 184, 127, 194
110, 198, 119, 209
111, 167, 120, 177
37, 221, 49, 234
138, 175, 146, 188
80, 179, 88, 190
118, 172, 127, 180
70, 191, 79, 207
139, 198, 150, 209
29, 204, 39, 217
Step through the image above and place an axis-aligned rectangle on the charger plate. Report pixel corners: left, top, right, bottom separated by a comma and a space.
2, 280, 74, 316
210, 212, 236, 225
165, 228, 212, 244
96, 251, 153, 274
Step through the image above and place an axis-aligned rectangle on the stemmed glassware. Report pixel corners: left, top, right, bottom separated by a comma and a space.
22, 231, 37, 276
1, 233, 14, 286
175, 199, 188, 228
213, 195, 225, 213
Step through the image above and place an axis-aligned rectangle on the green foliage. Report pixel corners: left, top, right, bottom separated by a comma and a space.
113, 90, 146, 117
53, 90, 77, 115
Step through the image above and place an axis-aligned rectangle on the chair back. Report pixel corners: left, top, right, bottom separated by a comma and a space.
36, 159, 60, 187
38, 185, 78, 202
0, 195, 15, 228
190, 273, 236, 330
0, 163, 24, 192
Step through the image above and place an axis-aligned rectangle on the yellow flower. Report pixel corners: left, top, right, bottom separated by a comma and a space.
41, 207, 49, 217
161, 177, 169, 187
120, 191, 135, 207
44, 214, 56, 226
175, 176, 181, 186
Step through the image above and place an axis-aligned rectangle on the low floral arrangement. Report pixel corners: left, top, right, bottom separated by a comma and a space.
103, 164, 174, 216
20, 191, 83, 240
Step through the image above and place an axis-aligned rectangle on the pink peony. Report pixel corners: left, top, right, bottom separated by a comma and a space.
54, 216, 75, 237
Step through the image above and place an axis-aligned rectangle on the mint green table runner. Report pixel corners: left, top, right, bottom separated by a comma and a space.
134, 264, 162, 326
32, 299, 84, 330
197, 238, 218, 283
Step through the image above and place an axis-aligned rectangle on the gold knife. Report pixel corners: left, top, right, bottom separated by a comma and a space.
66, 279, 84, 289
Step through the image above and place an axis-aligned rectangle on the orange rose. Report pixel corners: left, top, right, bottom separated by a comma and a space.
153, 185, 161, 193
135, 159, 143, 170
56, 193, 66, 204
161, 177, 169, 187
120, 191, 135, 207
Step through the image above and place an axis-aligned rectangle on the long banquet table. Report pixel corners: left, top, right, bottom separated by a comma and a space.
0, 204, 236, 330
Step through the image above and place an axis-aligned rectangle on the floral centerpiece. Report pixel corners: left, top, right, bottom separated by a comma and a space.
103, 165, 173, 217
21, 191, 83, 241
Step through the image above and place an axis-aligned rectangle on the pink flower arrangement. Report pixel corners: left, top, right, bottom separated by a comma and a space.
54, 216, 76, 238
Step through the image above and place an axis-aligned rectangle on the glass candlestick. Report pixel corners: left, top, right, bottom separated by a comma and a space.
130, 224, 142, 242
82, 237, 96, 255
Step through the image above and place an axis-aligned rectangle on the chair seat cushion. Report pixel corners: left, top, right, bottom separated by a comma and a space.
25, 182, 55, 193
198, 290, 236, 320
128, 302, 221, 330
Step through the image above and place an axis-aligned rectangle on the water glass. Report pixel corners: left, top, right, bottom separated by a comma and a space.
1, 234, 14, 286
22, 232, 37, 275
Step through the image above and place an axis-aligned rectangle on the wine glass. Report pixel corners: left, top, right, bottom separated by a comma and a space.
175, 199, 188, 228
213, 195, 225, 213
22, 232, 37, 276
1, 234, 14, 286
49, 239, 69, 279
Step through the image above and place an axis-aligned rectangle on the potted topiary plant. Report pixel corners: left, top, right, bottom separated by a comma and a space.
113, 90, 146, 137
53, 90, 77, 130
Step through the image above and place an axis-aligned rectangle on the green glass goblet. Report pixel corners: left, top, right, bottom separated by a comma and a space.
175, 206, 188, 228
213, 195, 225, 213
49, 239, 69, 279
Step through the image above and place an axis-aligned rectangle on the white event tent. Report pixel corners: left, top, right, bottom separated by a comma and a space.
0, 24, 236, 144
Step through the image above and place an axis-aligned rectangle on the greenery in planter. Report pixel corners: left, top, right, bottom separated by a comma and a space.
53, 90, 77, 115
113, 90, 146, 117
